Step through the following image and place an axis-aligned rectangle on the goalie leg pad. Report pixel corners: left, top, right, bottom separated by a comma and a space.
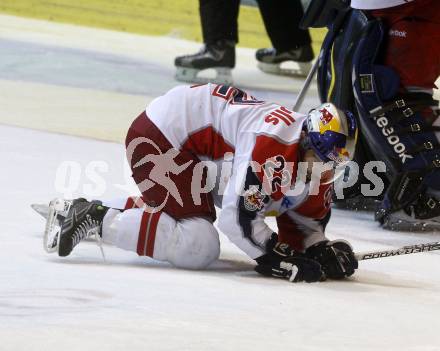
316, 9, 386, 201
352, 22, 440, 179
351, 19, 440, 215
316, 8, 440, 220
318, 9, 440, 183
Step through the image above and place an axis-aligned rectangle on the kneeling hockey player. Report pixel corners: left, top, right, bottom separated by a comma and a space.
43, 84, 358, 283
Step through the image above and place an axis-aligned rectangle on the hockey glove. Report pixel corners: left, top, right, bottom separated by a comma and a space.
255, 235, 324, 283
306, 240, 358, 280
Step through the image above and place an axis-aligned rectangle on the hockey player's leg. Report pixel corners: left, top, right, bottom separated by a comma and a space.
33, 196, 144, 220
367, 2, 440, 230
126, 111, 216, 221
370, 1, 440, 92
309, 3, 440, 229
255, 0, 314, 77
174, 41, 235, 85
174, 0, 238, 84
255, 46, 314, 78
43, 198, 111, 256
153, 214, 220, 269
102, 208, 220, 269
46, 199, 220, 269
121, 111, 219, 267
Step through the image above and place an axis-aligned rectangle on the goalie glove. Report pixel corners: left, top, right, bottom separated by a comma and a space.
306, 240, 358, 280
255, 234, 324, 283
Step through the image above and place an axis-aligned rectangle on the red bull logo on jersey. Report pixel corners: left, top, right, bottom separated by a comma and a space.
328, 147, 350, 163
335, 147, 350, 158
243, 188, 266, 211
319, 108, 334, 125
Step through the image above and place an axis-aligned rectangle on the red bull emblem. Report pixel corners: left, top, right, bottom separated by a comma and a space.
319, 108, 334, 125
335, 147, 350, 158
243, 188, 266, 211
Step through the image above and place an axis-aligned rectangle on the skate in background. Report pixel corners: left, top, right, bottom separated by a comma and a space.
174, 0, 314, 84
174, 0, 239, 84
254, 0, 314, 77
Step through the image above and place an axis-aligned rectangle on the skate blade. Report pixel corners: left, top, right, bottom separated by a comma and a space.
31, 203, 50, 219
382, 214, 440, 232
257, 61, 312, 78
43, 198, 72, 253
175, 67, 233, 85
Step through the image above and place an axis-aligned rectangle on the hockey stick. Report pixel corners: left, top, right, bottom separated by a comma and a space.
292, 58, 319, 112
355, 241, 440, 261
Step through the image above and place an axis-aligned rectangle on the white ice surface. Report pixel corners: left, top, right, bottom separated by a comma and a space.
1, 13, 440, 351
1, 125, 440, 351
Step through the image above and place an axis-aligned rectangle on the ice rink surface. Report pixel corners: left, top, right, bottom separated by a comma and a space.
1, 15, 440, 351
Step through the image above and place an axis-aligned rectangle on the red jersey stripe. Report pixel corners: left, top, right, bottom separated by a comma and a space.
137, 211, 150, 256
146, 212, 161, 257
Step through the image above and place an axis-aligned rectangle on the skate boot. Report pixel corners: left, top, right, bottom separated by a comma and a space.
256, 44, 314, 77
376, 193, 440, 232
43, 198, 109, 256
174, 40, 235, 85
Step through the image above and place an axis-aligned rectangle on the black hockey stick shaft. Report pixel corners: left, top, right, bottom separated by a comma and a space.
355, 241, 440, 261
292, 58, 319, 112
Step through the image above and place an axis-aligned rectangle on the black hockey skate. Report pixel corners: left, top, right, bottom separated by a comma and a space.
377, 193, 440, 232
256, 44, 314, 77
174, 40, 235, 85
43, 198, 109, 257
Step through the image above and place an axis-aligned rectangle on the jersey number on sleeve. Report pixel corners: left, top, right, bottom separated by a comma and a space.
212, 85, 265, 105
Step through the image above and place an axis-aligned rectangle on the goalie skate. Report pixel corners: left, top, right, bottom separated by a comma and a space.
380, 210, 440, 232
378, 195, 440, 232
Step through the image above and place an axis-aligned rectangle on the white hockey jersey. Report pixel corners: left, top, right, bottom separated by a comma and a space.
146, 84, 330, 259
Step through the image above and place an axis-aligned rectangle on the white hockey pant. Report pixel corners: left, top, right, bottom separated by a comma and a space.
101, 203, 220, 270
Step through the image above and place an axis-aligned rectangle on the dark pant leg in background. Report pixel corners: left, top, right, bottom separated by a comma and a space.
200, 0, 241, 44
256, 0, 311, 51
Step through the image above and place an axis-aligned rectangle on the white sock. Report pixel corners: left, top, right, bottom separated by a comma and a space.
101, 208, 140, 252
